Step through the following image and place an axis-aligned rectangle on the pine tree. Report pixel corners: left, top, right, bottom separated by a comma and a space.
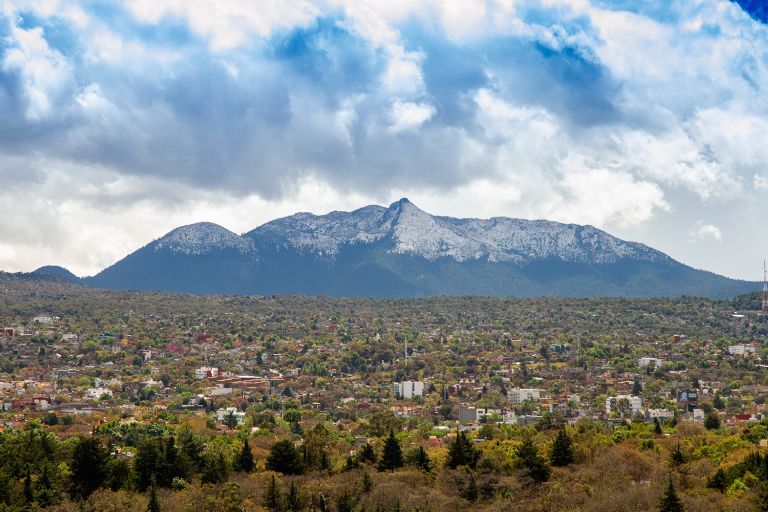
378, 430, 403, 471
463, 473, 478, 502
70, 436, 109, 500
670, 443, 686, 467
361, 470, 373, 493
654, 418, 663, 436
23, 470, 34, 505
412, 446, 433, 472
358, 443, 376, 464
707, 468, 727, 492
286, 480, 302, 512
378, 430, 404, 472
549, 427, 574, 467
264, 474, 282, 512
237, 440, 254, 473
517, 435, 550, 483
267, 440, 305, 475
147, 481, 161, 512
658, 476, 684, 512
447, 430, 479, 469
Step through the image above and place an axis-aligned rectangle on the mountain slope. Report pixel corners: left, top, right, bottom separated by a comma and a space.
83, 199, 758, 298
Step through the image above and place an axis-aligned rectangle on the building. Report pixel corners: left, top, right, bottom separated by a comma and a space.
638, 357, 664, 368
216, 407, 246, 426
393, 381, 424, 399
605, 395, 642, 417
459, 405, 516, 424
195, 366, 219, 379
728, 344, 757, 355
509, 388, 543, 403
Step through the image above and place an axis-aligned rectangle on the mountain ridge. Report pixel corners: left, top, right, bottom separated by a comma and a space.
24, 198, 759, 299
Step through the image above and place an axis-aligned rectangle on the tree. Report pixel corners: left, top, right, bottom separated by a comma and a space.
135, 438, 163, 491
704, 412, 721, 430
632, 379, 643, 396
517, 435, 550, 483
202, 441, 232, 484
549, 427, 574, 467
70, 436, 109, 500
713, 393, 725, 410
225, 410, 239, 430
670, 443, 686, 467
264, 474, 282, 512
707, 468, 727, 492
654, 418, 663, 436
237, 439, 254, 473
447, 430, 479, 469
411, 446, 432, 472
358, 443, 377, 464
267, 440, 305, 475
303, 424, 331, 471
658, 476, 684, 512
378, 430, 404, 471
286, 480, 302, 512
147, 481, 161, 512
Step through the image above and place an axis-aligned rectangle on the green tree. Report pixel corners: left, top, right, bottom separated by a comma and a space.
286, 480, 302, 512
670, 443, 686, 467
70, 436, 109, 500
659, 476, 684, 512
237, 439, 254, 473
267, 440, 305, 475
447, 430, 479, 469
549, 427, 574, 467
704, 412, 721, 430
201, 441, 232, 484
411, 446, 432, 472
264, 474, 282, 512
707, 468, 727, 492
303, 424, 331, 471
147, 481, 161, 512
135, 438, 163, 491
358, 443, 376, 464
517, 435, 550, 483
378, 430, 404, 472
654, 418, 663, 436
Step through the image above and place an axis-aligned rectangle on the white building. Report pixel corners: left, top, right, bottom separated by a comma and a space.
459, 405, 516, 424
645, 408, 675, 421
393, 381, 424, 399
728, 344, 757, 355
638, 357, 664, 368
216, 407, 246, 426
692, 408, 705, 423
605, 395, 642, 416
195, 366, 219, 379
509, 388, 543, 403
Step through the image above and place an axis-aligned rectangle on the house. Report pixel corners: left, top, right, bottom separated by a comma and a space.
216, 407, 245, 426
195, 366, 219, 379
638, 357, 664, 368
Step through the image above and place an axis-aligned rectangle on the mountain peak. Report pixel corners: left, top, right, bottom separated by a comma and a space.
155, 222, 253, 255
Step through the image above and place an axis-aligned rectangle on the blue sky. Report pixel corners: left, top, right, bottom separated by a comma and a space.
0, 0, 766, 280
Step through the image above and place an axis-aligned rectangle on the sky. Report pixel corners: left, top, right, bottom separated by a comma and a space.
0, 0, 767, 280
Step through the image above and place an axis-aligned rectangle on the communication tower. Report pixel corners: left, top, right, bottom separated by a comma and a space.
763, 261, 768, 313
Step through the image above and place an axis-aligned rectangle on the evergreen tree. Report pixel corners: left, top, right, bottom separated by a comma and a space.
549, 427, 574, 467
670, 443, 686, 467
135, 438, 163, 491
159, 436, 181, 486
517, 435, 550, 483
756, 481, 768, 512
237, 440, 254, 473
70, 436, 109, 500
264, 474, 282, 512
713, 394, 725, 410
707, 468, 727, 492
336, 490, 355, 512
286, 480, 302, 512
632, 379, 642, 396
361, 470, 373, 493
358, 443, 377, 464
447, 430, 479, 469
463, 473, 478, 502
147, 481, 161, 512
37, 463, 61, 507
412, 446, 433, 472
704, 412, 721, 430
378, 430, 404, 472
658, 476, 684, 512
267, 440, 305, 475
23, 470, 34, 506
654, 418, 663, 436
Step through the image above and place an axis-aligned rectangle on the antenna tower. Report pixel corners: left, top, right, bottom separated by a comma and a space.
763, 261, 768, 313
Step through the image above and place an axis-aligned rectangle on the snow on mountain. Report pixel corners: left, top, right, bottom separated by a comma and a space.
154, 222, 253, 255
248, 198, 667, 265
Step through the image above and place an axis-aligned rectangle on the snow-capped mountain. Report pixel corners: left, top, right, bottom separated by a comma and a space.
153, 222, 253, 255
83, 199, 757, 298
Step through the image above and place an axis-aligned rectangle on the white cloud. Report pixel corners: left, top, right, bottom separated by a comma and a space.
387, 100, 435, 133
689, 221, 722, 242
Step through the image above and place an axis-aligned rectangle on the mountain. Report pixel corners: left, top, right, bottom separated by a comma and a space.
83, 199, 758, 298
31, 265, 80, 282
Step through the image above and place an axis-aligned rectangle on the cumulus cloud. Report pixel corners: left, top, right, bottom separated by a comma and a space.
689, 222, 723, 242
0, 0, 766, 278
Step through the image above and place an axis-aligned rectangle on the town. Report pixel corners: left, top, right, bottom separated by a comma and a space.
0, 272, 767, 511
